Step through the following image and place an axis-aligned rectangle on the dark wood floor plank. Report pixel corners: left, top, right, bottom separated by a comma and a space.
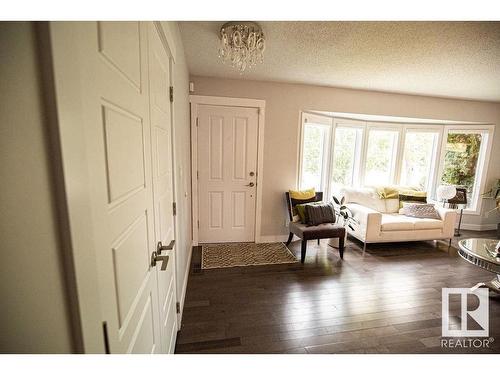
176, 230, 500, 354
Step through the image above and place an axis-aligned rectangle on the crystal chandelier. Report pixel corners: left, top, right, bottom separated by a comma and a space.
218, 21, 266, 73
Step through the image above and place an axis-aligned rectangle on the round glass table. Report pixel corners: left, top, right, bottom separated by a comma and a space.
458, 238, 500, 292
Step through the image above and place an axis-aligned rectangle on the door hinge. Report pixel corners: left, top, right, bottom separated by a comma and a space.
176, 302, 180, 314
197, 170, 199, 180
102, 321, 110, 354
197, 220, 199, 228
172, 202, 177, 216
169, 86, 174, 103
196, 117, 199, 127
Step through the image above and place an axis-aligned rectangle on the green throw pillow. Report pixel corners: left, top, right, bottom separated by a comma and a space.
296, 201, 323, 224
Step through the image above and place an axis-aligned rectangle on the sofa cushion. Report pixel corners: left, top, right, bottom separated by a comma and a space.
380, 214, 415, 231
380, 213, 445, 231
289, 222, 345, 240
341, 187, 386, 212
413, 218, 444, 230
384, 198, 400, 213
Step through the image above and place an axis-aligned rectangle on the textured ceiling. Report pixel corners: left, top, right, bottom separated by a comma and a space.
179, 21, 500, 102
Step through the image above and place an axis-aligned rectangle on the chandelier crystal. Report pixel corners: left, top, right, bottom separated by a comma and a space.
218, 21, 266, 73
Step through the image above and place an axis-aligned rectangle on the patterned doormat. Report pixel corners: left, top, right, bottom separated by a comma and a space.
201, 242, 297, 269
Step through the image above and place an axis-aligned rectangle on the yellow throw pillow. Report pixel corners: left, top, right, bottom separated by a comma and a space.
289, 188, 316, 200
376, 186, 400, 199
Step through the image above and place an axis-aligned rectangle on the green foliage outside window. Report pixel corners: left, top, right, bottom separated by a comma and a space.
441, 133, 482, 197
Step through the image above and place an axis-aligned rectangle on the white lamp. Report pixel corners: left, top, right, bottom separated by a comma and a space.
437, 185, 457, 207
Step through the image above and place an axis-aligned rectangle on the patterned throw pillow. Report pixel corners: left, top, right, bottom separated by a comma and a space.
305, 202, 336, 226
402, 203, 440, 219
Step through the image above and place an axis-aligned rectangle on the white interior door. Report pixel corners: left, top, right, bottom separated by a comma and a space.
51, 21, 176, 353
147, 23, 178, 354
197, 105, 259, 243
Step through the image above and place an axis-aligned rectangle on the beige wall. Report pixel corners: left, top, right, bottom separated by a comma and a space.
191, 75, 500, 238
162, 22, 193, 314
0, 22, 75, 353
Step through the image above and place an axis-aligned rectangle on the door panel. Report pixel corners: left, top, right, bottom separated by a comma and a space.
198, 105, 259, 243
147, 23, 178, 354
51, 21, 177, 354
59, 21, 161, 354
97, 22, 142, 91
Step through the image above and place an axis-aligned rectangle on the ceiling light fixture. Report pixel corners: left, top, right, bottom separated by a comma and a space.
218, 21, 265, 73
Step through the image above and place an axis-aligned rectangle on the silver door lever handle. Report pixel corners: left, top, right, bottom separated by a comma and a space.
151, 251, 170, 271
157, 240, 175, 254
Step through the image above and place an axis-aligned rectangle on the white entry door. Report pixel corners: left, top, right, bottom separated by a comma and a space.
197, 105, 259, 243
50, 22, 177, 353
147, 23, 178, 353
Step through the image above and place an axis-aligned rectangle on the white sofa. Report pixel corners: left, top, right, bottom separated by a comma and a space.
340, 187, 457, 252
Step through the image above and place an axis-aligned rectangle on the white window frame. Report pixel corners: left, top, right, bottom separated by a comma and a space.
331, 118, 366, 191
298, 112, 494, 215
400, 124, 443, 196
298, 112, 333, 194
435, 125, 495, 215
361, 122, 402, 186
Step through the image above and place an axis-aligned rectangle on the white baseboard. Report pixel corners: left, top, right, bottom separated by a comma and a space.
177, 243, 193, 328
460, 223, 498, 231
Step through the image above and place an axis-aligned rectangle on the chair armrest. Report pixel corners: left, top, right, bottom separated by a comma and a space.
346, 203, 382, 240
435, 206, 457, 237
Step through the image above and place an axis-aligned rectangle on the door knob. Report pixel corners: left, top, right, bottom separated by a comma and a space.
151, 251, 170, 271
157, 240, 175, 254
249, 171, 255, 176
246, 182, 255, 187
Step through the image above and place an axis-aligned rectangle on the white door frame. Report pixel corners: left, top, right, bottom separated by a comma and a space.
190, 95, 266, 245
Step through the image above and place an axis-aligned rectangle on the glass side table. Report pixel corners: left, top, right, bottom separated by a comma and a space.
458, 238, 500, 292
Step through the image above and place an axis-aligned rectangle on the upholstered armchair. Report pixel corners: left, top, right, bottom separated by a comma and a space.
285, 192, 346, 263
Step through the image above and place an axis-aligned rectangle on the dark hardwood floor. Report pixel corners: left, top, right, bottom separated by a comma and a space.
175, 230, 500, 354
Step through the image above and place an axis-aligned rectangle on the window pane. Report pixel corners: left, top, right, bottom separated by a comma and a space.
331, 127, 361, 189
364, 129, 398, 186
441, 132, 483, 208
301, 124, 327, 190
400, 132, 438, 190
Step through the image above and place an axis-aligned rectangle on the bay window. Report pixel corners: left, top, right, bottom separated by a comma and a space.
299, 112, 494, 214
